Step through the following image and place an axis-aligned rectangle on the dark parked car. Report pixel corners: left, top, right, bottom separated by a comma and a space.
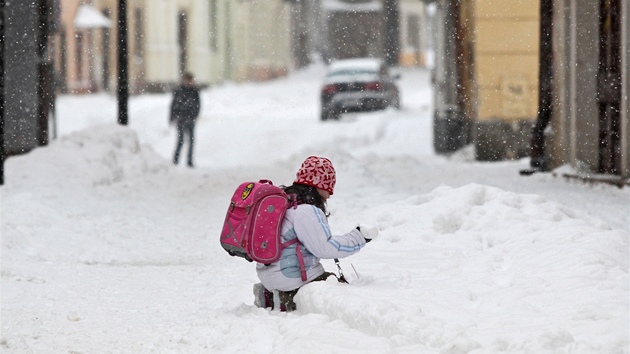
320, 58, 400, 120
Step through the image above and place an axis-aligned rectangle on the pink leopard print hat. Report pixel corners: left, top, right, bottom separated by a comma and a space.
294, 156, 336, 195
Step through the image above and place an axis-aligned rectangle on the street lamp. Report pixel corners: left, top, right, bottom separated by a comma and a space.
118, 0, 128, 125
0, 0, 5, 186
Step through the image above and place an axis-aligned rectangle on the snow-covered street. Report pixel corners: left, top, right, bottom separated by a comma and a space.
2, 63, 628, 353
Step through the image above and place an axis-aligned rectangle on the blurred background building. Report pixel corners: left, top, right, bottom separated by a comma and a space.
2, 0, 628, 183
430, 0, 629, 180
52, 0, 431, 93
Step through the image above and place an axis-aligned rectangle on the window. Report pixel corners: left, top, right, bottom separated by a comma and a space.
178, 12, 188, 74
76, 32, 83, 80
407, 14, 420, 51
134, 8, 144, 57
102, 9, 111, 90
209, 0, 218, 51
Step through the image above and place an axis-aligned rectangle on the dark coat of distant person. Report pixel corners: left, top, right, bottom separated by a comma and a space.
170, 73, 201, 167
170, 84, 200, 125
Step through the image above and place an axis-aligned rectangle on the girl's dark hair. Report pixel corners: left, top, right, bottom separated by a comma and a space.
283, 183, 329, 216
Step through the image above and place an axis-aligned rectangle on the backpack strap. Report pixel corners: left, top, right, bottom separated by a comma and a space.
295, 244, 307, 281
281, 238, 307, 281
281, 196, 309, 281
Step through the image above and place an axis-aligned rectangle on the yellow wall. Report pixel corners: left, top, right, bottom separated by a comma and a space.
473, 0, 540, 122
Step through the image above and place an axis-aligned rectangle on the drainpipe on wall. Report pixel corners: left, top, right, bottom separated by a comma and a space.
528, 0, 554, 171
596, 0, 622, 174
432, 0, 465, 154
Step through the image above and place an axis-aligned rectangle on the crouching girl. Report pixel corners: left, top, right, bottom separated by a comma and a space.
254, 156, 377, 311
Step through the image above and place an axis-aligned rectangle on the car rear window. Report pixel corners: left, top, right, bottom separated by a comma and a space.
327, 69, 378, 77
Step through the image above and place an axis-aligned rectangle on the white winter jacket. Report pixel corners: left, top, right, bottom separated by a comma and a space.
256, 204, 367, 291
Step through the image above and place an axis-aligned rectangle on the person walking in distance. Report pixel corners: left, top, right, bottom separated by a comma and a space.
170, 72, 201, 167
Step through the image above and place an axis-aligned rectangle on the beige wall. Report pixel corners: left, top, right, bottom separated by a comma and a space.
142, 0, 177, 84
222, 0, 292, 82
248, 0, 291, 79
140, 0, 213, 85
473, 0, 540, 122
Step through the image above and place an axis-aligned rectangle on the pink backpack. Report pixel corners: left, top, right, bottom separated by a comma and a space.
220, 180, 299, 265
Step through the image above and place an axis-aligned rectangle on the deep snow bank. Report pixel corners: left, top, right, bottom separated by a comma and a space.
1, 126, 174, 268
4, 124, 168, 190
297, 184, 628, 352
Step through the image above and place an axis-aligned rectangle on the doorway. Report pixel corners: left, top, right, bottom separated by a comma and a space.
597, 0, 622, 174
178, 11, 188, 75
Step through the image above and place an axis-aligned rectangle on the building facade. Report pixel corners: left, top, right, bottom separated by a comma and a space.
55, 0, 293, 94
323, 0, 385, 61
294, 0, 427, 67
432, 0, 630, 180
433, 0, 540, 160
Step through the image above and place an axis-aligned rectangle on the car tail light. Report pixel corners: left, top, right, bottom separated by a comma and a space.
364, 82, 382, 91
322, 84, 339, 95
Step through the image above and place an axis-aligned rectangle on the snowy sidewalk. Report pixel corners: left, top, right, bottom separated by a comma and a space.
2, 64, 628, 353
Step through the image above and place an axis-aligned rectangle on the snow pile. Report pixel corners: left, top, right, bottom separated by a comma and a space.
1, 126, 174, 270
7, 125, 168, 190
299, 184, 628, 352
